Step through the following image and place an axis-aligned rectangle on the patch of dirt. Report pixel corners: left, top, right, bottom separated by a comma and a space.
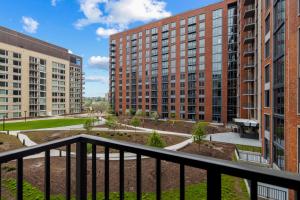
110, 117, 232, 134
180, 141, 236, 161
0, 134, 24, 152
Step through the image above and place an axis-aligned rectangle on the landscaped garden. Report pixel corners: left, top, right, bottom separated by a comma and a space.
23, 130, 187, 153
2, 118, 90, 131
0, 116, 251, 200
101, 113, 232, 135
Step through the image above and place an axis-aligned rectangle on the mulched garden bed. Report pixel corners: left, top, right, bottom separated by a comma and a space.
2, 141, 236, 195
24, 130, 187, 153
110, 116, 232, 134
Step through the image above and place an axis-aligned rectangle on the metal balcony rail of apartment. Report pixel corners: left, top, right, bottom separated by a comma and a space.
0, 134, 300, 200
244, 5, 255, 18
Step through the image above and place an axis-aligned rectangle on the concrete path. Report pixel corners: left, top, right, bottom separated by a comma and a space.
204, 132, 261, 147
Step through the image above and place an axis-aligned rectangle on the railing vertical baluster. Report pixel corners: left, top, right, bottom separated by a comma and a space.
207, 169, 221, 200
156, 159, 161, 200
136, 154, 142, 200
105, 147, 109, 200
45, 150, 50, 200
17, 158, 23, 200
119, 150, 124, 200
76, 141, 87, 200
66, 144, 71, 200
180, 164, 185, 200
0, 163, 2, 199
250, 180, 258, 200
92, 144, 97, 200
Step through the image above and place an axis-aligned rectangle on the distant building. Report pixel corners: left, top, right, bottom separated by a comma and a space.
0, 26, 84, 118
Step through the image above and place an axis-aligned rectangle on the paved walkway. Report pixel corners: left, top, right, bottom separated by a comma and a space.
204, 132, 261, 147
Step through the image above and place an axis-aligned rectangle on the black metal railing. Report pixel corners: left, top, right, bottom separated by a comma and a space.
0, 134, 300, 200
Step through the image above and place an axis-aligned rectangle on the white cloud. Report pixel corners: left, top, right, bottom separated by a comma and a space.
21, 16, 39, 34
96, 27, 120, 38
51, 0, 57, 6
68, 49, 74, 54
88, 56, 109, 69
85, 75, 108, 84
75, 0, 171, 37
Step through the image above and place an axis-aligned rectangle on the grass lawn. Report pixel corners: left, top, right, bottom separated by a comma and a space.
3, 175, 249, 200
2, 118, 89, 131
236, 144, 262, 153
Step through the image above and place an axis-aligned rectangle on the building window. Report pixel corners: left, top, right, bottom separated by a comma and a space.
265, 65, 270, 83
264, 138, 270, 160
265, 114, 270, 131
265, 40, 270, 59
265, 90, 270, 107
265, 0, 270, 10
265, 14, 270, 34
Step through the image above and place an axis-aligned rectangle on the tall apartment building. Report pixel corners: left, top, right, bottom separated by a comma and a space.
109, 0, 254, 123
0, 26, 83, 118
109, 0, 300, 174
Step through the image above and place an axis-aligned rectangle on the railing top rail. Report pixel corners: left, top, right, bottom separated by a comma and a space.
0, 135, 81, 162
0, 134, 300, 190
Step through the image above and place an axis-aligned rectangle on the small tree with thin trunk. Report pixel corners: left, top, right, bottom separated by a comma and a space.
151, 111, 159, 129
136, 109, 146, 127
192, 122, 206, 151
169, 113, 176, 128
147, 131, 165, 148
84, 118, 93, 133
130, 116, 141, 133
105, 116, 118, 133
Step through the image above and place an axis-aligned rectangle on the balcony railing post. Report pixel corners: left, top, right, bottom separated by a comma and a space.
250, 180, 258, 200
207, 169, 221, 200
76, 141, 87, 200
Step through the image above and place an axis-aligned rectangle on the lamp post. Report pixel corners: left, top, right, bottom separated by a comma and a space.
2, 114, 7, 131
24, 110, 27, 122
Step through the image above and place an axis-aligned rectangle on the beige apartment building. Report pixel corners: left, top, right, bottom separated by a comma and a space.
0, 26, 83, 119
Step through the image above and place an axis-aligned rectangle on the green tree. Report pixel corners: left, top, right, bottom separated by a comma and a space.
136, 109, 146, 127
151, 111, 160, 129
169, 113, 176, 128
147, 131, 165, 148
105, 116, 118, 133
192, 122, 206, 151
92, 101, 109, 121
84, 118, 93, 133
130, 116, 141, 133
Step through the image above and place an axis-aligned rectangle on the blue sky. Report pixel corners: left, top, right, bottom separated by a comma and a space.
0, 0, 220, 97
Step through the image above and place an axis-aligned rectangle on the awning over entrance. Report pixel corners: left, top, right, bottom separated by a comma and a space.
233, 118, 259, 139
233, 118, 259, 127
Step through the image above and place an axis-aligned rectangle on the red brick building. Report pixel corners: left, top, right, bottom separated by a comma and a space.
109, 0, 300, 176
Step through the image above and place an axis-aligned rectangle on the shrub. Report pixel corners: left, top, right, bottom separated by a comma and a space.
130, 116, 141, 133
129, 108, 136, 116
84, 118, 93, 133
147, 131, 165, 148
